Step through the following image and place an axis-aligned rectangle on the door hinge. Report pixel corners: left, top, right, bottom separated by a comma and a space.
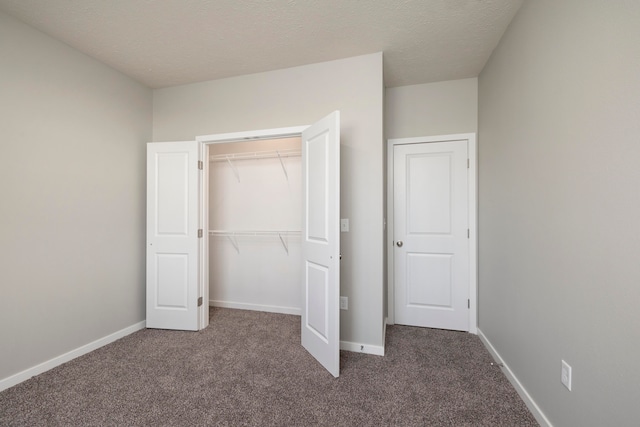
198, 160, 203, 170
468, 299, 470, 309
467, 159, 470, 169
197, 296, 203, 307
467, 229, 470, 238
198, 229, 203, 238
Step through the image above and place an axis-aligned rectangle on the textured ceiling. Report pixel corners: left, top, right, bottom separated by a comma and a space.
0, 0, 523, 89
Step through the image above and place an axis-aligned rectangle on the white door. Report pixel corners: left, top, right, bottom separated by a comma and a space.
301, 111, 341, 377
146, 141, 201, 331
394, 140, 469, 331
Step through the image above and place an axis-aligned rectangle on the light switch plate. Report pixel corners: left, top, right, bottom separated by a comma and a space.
340, 218, 349, 232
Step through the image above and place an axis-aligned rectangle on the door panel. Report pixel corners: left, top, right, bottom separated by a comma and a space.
156, 254, 189, 307
301, 111, 340, 377
394, 140, 469, 331
156, 153, 190, 235
147, 141, 200, 331
307, 139, 328, 241
407, 253, 452, 307
408, 154, 452, 234
306, 261, 329, 341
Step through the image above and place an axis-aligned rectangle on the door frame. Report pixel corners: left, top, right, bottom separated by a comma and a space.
386, 133, 477, 334
195, 126, 308, 330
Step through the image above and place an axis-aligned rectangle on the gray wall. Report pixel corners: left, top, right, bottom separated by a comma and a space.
478, 1, 640, 425
385, 78, 478, 139
384, 78, 478, 322
153, 53, 385, 349
0, 11, 152, 381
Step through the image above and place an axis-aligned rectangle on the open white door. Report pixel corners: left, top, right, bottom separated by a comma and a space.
301, 111, 340, 377
146, 141, 201, 331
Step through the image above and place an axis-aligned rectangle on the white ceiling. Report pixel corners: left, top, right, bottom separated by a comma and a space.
0, 0, 523, 89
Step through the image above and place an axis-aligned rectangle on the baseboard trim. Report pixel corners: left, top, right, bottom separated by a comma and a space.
382, 317, 388, 351
209, 300, 301, 316
0, 320, 146, 392
477, 328, 553, 427
340, 340, 385, 356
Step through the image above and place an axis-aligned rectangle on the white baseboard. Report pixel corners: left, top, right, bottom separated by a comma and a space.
0, 321, 146, 392
340, 340, 385, 356
382, 317, 388, 350
477, 328, 553, 427
209, 300, 301, 316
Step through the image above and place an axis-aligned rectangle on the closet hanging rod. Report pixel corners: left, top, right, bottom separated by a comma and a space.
209, 148, 301, 162
209, 230, 301, 236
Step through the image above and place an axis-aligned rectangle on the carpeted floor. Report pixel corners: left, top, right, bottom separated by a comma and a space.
0, 308, 537, 426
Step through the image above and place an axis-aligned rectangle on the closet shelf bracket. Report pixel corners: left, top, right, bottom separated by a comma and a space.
276, 151, 289, 181
225, 156, 241, 183
226, 234, 240, 254
278, 233, 289, 255
209, 230, 300, 255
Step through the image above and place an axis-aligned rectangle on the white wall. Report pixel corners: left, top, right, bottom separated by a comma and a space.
0, 11, 152, 383
385, 78, 478, 139
153, 53, 385, 349
208, 138, 302, 314
478, 1, 640, 425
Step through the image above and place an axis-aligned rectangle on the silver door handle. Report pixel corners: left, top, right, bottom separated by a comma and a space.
396, 241, 403, 247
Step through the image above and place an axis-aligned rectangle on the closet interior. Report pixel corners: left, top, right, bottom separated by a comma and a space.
208, 137, 303, 315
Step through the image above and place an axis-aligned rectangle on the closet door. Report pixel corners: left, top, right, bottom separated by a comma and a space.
146, 141, 201, 331
301, 111, 341, 377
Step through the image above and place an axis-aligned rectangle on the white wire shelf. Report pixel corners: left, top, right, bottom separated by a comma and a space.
209, 230, 301, 236
209, 149, 301, 182
209, 148, 301, 162
209, 230, 301, 254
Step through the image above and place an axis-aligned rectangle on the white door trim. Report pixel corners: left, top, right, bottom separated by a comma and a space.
386, 133, 477, 334
197, 126, 308, 144
195, 126, 307, 331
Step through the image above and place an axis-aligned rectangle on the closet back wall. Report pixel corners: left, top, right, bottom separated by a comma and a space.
208, 138, 302, 314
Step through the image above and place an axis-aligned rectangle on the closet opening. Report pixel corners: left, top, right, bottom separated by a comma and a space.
206, 137, 303, 316
147, 112, 340, 376
195, 112, 341, 377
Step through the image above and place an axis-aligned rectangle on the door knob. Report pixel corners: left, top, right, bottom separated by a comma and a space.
396, 241, 403, 247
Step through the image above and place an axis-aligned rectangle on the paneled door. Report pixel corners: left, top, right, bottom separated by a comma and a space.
394, 140, 469, 331
146, 141, 201, 331
145, 114, 341, 376
301, 111, 341, 377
